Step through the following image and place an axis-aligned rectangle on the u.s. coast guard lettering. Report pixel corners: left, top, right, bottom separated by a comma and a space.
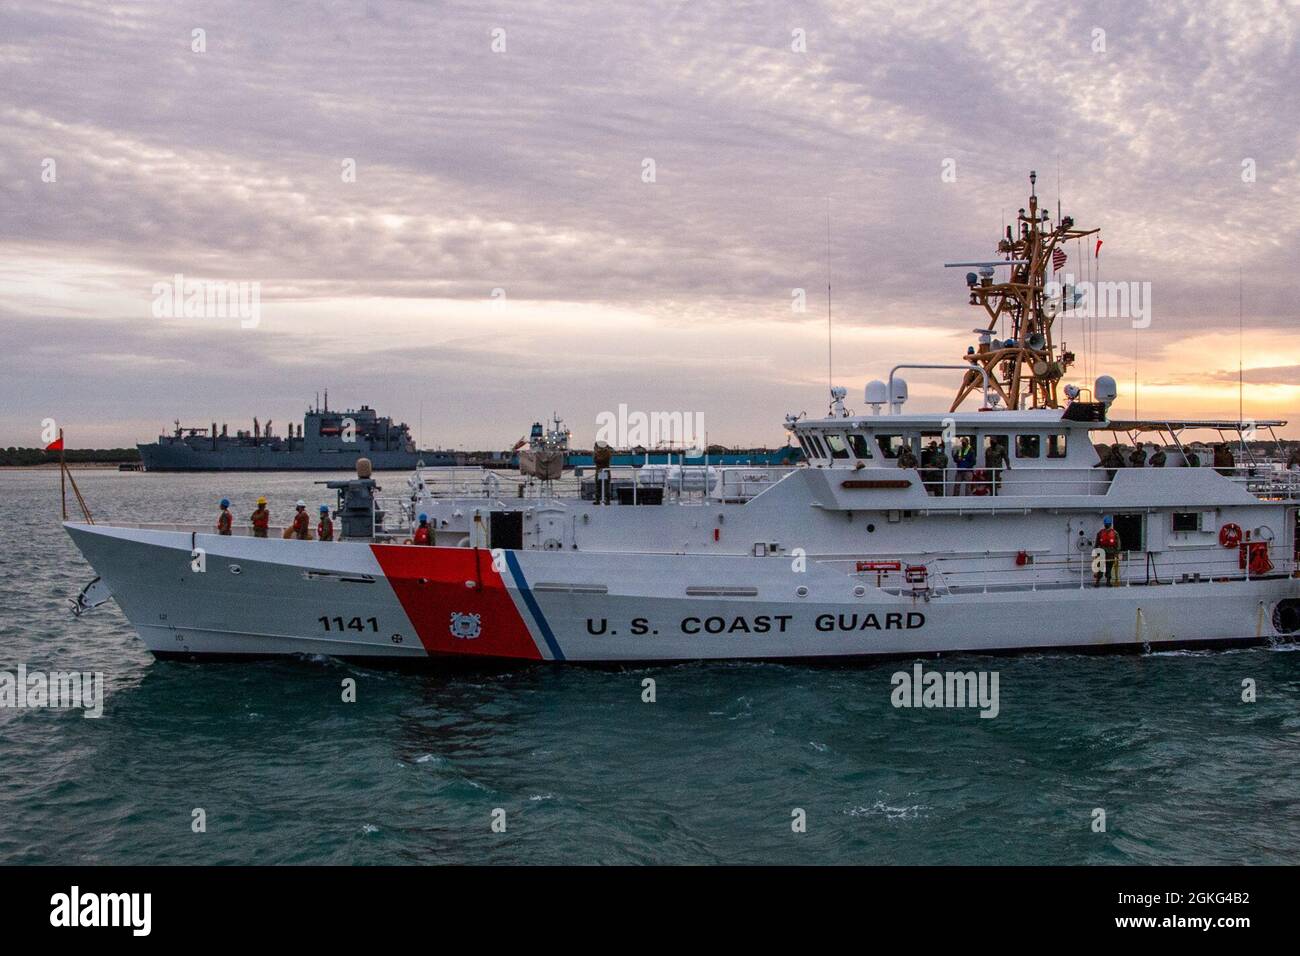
583, 612, 926, 636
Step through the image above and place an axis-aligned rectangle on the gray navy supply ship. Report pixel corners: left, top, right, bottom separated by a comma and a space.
137, 396, 454, 471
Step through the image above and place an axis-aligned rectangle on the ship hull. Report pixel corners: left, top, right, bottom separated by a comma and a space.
65, 524, 1300, 664
136, 443, 432, 471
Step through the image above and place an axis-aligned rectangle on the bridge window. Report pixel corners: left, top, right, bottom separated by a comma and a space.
920, 432, 946, 455
1016, 434, 1041, 458
825, 434, 850, 459
876, 434, 905, 459
1172, 512, 1200, 533
1047, 433, 1068, 458
807, 434, 827, 458
847, 433, 872, 458
983, 434, 1009, 465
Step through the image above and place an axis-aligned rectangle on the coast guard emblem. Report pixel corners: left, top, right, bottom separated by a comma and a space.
449, 612, 482, 639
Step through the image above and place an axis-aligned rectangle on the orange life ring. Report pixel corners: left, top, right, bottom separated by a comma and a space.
1219, 523, 1242, 548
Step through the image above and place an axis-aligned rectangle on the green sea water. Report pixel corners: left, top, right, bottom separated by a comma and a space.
1, 470, 1298, 864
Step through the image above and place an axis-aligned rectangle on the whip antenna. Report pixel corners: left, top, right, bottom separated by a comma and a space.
826, 197, 833, 399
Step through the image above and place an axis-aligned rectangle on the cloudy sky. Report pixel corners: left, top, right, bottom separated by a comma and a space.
2, 0, 1297, 449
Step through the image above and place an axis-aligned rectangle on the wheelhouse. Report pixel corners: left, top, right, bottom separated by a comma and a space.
789, 410, 1096, 470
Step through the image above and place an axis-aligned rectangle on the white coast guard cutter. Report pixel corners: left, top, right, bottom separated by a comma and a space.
65, 175, 1300, 663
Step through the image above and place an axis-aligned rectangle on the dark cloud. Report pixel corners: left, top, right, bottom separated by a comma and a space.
1, 0, 1297, 444
1208, 365, 1300, 386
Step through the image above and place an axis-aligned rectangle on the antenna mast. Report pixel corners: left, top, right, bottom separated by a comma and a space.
826, 197, 833, 400
947, 170, 1099, 411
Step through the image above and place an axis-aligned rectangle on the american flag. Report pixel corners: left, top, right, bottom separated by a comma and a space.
1051, 247, 1067, 272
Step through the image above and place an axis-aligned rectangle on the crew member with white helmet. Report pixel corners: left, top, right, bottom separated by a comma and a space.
291, 499, 311, 540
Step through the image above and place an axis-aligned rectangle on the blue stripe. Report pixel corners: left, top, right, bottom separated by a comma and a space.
504, 551, 565, 661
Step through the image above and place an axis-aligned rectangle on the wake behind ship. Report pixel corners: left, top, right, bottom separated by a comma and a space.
137, 397, 453, 471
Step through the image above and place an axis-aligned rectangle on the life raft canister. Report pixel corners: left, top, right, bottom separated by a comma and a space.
1219, 522, 1243, 548
1239, 541, 1273, 576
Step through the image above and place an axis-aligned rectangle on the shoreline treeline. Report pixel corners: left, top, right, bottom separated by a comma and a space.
1, 447, 142, 466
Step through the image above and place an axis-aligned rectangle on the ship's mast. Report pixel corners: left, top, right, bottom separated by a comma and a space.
949, 170, 1098, 411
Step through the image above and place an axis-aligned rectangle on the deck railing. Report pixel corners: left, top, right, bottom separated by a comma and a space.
1227, 466, 1300, 500
900, 464, 1300, 500
841, 544, 1295, 595
73, 521, 337, 540
408, 465, 798, 504
909, 466, 1109, 497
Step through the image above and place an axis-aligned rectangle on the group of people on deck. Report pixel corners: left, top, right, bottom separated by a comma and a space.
215, 497, 334, 540
895, 435, 1282, 497
898, 436, 1008, 497
1094, 441, 1253, 477
213, 499, 443, 545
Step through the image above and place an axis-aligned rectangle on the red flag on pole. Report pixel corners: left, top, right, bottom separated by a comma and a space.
45, 435, 64, 452
1095, 238, 1103, 258
1051, 248, 1067, 272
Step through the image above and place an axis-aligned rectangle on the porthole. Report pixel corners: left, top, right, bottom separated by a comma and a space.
228, 564, 242, 575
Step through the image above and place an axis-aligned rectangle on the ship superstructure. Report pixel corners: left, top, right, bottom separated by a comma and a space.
67, 176, 1300, 662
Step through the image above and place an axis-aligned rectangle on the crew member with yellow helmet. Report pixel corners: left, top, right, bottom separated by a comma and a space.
250, 496, 270, 538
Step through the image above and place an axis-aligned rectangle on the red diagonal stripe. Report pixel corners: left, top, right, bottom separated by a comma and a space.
370, 545, 542, 660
